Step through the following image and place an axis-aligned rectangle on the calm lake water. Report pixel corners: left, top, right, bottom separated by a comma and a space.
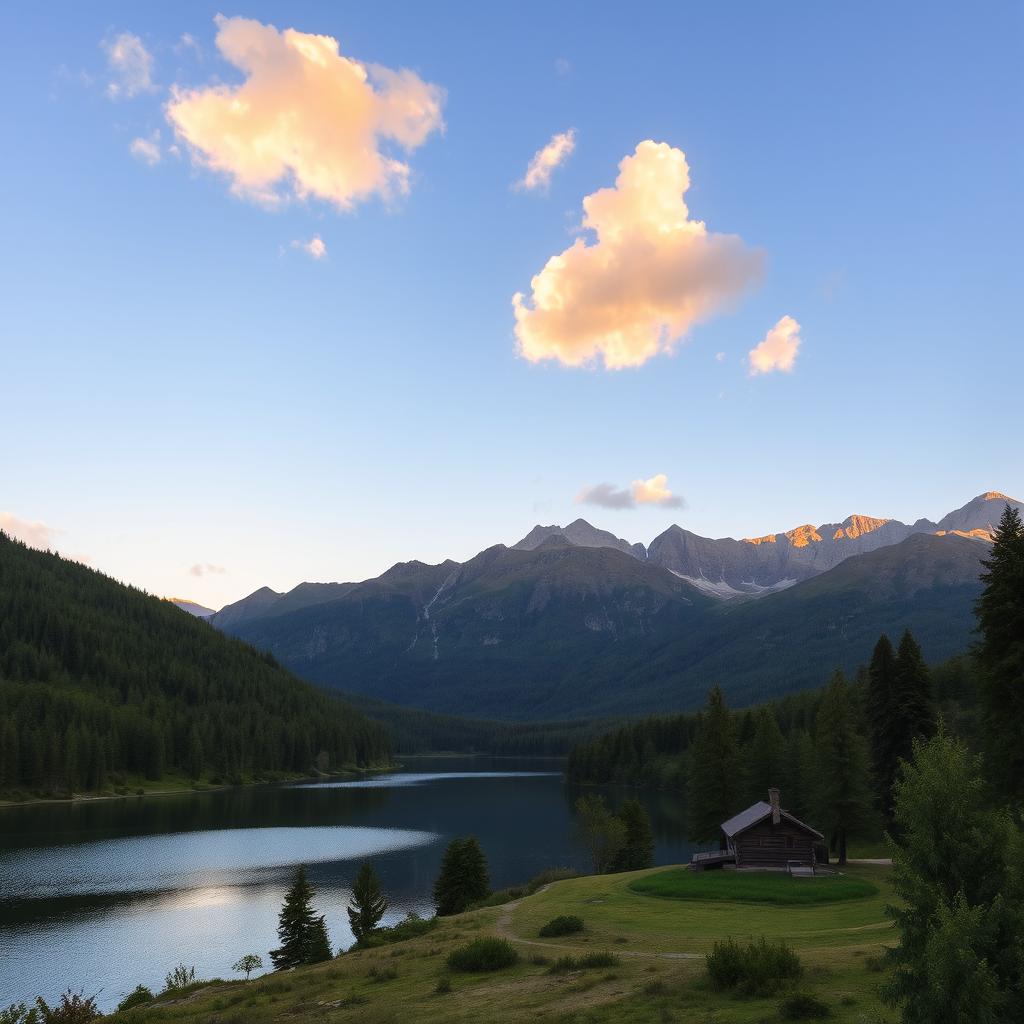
0, 757, 699, 1011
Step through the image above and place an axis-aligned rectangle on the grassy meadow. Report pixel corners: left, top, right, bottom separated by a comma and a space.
102, 863, 896, 1023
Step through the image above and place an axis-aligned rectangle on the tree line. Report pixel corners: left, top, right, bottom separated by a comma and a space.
0, 532, 390, 797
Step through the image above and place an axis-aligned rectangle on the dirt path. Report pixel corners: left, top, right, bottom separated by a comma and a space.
493, 892, 700, 961
847, 858, 893, 866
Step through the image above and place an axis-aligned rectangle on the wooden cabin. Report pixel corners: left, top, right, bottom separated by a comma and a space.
720, 789, 823, 870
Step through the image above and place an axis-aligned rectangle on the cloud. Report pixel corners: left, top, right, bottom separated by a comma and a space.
165, 15, 445, 211
748, 315, 802, 375
577, 473, 686, 510
189, 563, 227, 577
512, 141, 763, 370
292, 235, 327, 259
715, 351, 726, 362
517, 129, 576, 193
103, 32, 155, 99
130, 132, 162, 166
0, 512, 59, 549
175, 32, 202, 57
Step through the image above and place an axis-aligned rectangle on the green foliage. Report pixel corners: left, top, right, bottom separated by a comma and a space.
0, 533, 389, 797
162, 964, 196, 992
270, 865, 332, 970
546, 952, 619, 974
367, 964, 398, 982
434, 975, 452, 994
778, 991, 831, 1019
975, 502, 1024, 800
433, 837, 489, 915
347, 861, 388, 944
705, 936, 803, 996
609, 799, 654, 872
356, 912, 437, 949
687, 686, 741, 844
538, 915, 584, 937
882, 731, 1024, 1022
814, 671, 874, 864
446, 937, 519, 972
630, 868, 877, 904
575, 794, 627, 873
115, 985, 154, 1011
231, 953, 263, 981
32, 992, 101, 1024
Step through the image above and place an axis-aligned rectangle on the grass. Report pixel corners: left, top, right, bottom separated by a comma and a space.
99, 863, 895, 1024
629, 868, 879, 905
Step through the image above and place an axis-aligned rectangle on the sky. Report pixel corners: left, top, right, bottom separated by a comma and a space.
1, 1, 1021, 610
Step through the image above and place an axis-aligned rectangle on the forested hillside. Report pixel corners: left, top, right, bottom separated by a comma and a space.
0, 533, 390, 798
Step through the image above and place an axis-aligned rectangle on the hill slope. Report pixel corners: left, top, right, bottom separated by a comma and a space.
0, 533, 389, 797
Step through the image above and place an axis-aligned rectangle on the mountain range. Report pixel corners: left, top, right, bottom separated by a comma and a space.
212, 492, 1019, 719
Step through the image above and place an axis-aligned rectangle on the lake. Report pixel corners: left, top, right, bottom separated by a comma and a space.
0, 757, 699, 1011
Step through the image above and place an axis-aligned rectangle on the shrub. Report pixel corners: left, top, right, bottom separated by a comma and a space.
116, 986, 154, 1012
706, 937, 803, 997
434, 976, 452, 994
546, 952, 618, 974
779, 992, 831, 1019
163, 964, 197, 992
539, 915, 584, 937
446, 937, 519, 973
367, 964, 398, 983
33, 991, 101, 1023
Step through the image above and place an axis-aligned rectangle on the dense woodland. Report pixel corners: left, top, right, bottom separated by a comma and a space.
0, 533, 390, 798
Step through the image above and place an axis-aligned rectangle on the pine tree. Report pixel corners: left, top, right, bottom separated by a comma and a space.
433, 837, 490, 916
882, 731, 1024, 1021
893, 629, 936, 756
347, 861, 388, 944
575, 794, 627, 873
744, 707, 786, 802
687, 686, 741, 846
270, 865, 330, 969
867, 634, 899, 813
610, 799, 655, 872
975, 502, 1024, 800
814, 671, 874, 865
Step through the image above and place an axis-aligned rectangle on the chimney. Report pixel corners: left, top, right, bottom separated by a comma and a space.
768, 788, 781, 825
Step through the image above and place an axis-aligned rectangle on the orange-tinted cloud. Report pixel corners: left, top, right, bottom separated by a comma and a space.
292, 236, 327, 259
0, 513, 58, 549
513, 141, 763, 370
577, 473, 685, 510
748, 315, 802, 375
166, 15, 445, 210
189, 563, 227, 577
517, 129, 576, 192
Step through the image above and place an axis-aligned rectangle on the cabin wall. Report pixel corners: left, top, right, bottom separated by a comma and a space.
734, 818, 817, 867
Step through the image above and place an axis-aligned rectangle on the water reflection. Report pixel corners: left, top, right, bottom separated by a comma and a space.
0, 757, 700, 1012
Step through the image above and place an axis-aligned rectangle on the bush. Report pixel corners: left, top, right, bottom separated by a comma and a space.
539, 915, 584, 937
434, 976, 452, 994
546, 952, 619, 974
779, 992, 831, 1019
116, 986, 154, 1011
367, 964, 398, 983
446, 937, 519, 973
33, 991, 102, 1023
706, 937, 803, 997
163, 964, 197, 992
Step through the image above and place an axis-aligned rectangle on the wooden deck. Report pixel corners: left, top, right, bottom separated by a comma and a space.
689, 850, 736, 871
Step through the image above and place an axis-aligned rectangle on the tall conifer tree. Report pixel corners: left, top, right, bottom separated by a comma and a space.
270, 865, 330, 969
975, 503, 1024, 800
687, 686, 740, 846
347, 861, 388, 944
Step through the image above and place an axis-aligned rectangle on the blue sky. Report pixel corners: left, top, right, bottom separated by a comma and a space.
2, 1, 1021, 608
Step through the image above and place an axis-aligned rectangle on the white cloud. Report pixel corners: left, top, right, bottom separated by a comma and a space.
130, 132, 161, 166
165, 15, 445, 211
517, 130, 576, 192
513, 141, 763, 369
175, 32, 202, 57
292, 236, 327, 259
0, 513, 59, 549
103, 32, 155, 99
189, 563, 227, 577
577, 473, 686, 510
715, 351, 726, 362
748, 315, 802, 375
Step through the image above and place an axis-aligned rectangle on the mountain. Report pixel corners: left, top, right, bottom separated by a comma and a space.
223, 528, 991, 720
514, 519, 647, 560
227, 541, 714, 718
170, 598, 216, 618
0, 532, 389, 796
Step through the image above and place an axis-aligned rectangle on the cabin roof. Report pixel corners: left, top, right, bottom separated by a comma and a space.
721, 800, 824, 841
